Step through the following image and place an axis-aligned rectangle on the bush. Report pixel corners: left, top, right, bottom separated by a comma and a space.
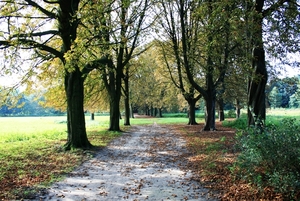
234, 118, 300, 199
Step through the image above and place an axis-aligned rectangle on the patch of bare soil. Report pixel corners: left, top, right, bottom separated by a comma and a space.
34, 124, 218, 201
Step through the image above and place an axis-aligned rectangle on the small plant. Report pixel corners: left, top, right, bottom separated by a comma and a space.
233, 118, 300, 199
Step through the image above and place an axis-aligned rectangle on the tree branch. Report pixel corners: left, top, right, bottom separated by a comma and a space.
23, 0, 56, 19
262, 0, 289, 18
16, 39, 64, 61
43, 0, 60, 4
82, 57, 110, 78
12, 30, 59, 38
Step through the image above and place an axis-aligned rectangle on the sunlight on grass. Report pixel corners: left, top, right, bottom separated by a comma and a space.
126, 117, 205, 125
0, 115, 114, 200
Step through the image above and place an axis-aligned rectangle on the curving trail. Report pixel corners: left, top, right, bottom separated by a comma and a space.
40, 124, 217, 201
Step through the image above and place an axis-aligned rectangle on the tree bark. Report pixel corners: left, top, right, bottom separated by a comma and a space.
247, 0, 268, 127
203, 50, 216, 131
154, 108, 157, 117
218, 99, 225, 121
130, 104, 135, 118
187, 98, 198, 125
64, 69, 92, 150
109, 95, 121, 131
158, 108, 163, 117
124, 97, 130, 125
123, 68, 130, 126
236, 99, 240, 119
203, 93, 216, 131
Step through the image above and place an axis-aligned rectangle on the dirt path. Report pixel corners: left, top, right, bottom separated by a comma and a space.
39, 124, 217, 201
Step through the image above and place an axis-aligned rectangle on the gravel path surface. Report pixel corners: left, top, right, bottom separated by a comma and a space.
40, 124, 217, 201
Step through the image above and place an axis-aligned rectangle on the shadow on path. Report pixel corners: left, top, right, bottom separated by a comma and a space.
37, 124, 218, 201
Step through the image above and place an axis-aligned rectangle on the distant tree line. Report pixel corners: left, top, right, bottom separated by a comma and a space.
267, 75, 300, 109
0, 95, 64, 117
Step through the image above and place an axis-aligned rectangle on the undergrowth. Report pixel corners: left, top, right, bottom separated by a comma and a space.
233, 118, 300, 200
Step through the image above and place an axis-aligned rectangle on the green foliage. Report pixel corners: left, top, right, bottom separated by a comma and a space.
234, 118, 300, 199
226, 110, 236, 118
222, 115, 247, 129
269, 86, 283, 108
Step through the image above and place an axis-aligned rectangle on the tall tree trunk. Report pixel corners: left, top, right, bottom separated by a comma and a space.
109, 94, 121, 131
203, 90, 216, 131
150, 105, 154, 116
130, 104, 134, 118
158, 108, 163, 117
108, 79, 121, 131
123, 67, 130, 125
104, 59, 122, 131
154, 108, 157, 117
58, 0, 92, 150
90, 113, 95, 121
203, 49, 216, 130
64, 69, 92, 150
218, 98, 225, 121
236, 99, 240, 119
124, 97, 130, 125
105, 63, 121, 131
187, 98, 198, 125
247, 0, 267, 127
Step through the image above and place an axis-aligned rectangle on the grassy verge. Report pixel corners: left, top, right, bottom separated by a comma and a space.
0, 116, 120, 200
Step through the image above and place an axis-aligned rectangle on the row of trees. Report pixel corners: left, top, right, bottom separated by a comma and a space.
0, 0, 299, 149
268, 75, 300, 108
0, 95, 64, 116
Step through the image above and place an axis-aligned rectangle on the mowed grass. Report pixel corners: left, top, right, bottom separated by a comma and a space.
266, 108, 300, 125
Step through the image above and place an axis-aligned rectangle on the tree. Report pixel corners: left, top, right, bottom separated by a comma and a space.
0, 0, 109, 149
269, 86, 282, 108
91, 0, 151, 131
129, 46, 179, 117
155, 2, 202, 125
267, 76, 298, 108
156, 0, 242, 130
247, 0, 300, 126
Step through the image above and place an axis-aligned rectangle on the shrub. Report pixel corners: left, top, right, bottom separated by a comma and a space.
234, 118, 300, 199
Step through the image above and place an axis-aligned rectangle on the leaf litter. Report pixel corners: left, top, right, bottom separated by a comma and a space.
31, 124, 217, 201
